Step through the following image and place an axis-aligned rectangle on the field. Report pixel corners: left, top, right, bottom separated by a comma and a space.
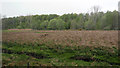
2, 30, 120, 66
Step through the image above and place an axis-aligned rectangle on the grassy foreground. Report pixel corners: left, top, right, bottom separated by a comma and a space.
2, 30, 120, 66
2, 42, 120, 66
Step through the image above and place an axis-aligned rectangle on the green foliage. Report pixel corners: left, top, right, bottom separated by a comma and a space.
48, 19, 57, 30
48, 18, 65, 30
40, 20, 49, 30
17, 25, 22, 29
56, 19, 65, 30
2, 42, 120, 66
2, 10, 118, 30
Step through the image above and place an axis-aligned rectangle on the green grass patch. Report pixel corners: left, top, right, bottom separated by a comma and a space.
2, 42, 120, 66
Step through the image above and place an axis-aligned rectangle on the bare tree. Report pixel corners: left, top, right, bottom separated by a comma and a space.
0, 14, 2, 28
118, 1, 120, 30
91, 5, 100, 13
90, 6, 101, 29
118, 1, 120, 13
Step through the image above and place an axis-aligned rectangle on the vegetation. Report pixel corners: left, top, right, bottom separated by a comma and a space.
2, 30, 119, 66
2, 5, 119, 66
2, 10, 118, 30
2, 42, 120, 66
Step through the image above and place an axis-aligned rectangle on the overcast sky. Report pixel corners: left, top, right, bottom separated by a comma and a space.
0, 0, 120, 17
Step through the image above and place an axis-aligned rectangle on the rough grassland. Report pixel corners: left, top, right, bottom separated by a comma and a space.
2, 30, 120, 66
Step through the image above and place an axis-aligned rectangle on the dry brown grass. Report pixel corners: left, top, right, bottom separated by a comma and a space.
8, 29, 32, 30
2, 30, 118, 48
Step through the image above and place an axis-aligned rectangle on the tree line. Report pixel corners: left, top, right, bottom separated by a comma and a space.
2, 10, 118, 30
